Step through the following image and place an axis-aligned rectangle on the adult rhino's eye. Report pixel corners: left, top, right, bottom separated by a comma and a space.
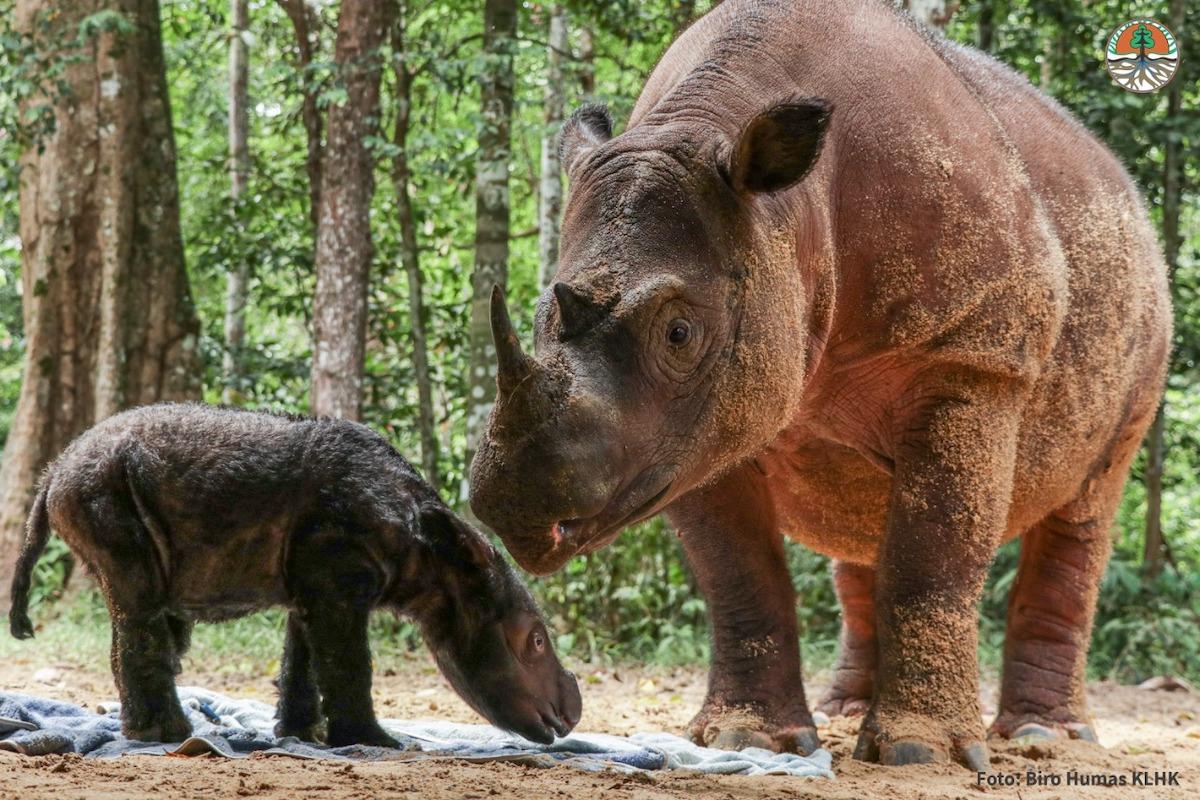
667, 319, 691, 346
531, 630, 546, 654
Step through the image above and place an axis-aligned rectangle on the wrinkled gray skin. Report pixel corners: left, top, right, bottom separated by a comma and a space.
471, 0, 1170, 770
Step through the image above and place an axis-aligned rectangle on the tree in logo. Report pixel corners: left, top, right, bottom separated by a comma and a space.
1105, 18, 1179, 93
1130, 24, 1155, 57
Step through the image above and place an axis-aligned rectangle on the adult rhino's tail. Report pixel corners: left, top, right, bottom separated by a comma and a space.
9, 481, 51, 639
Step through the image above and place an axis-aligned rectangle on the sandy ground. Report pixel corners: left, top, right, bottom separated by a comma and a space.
2, 645, 1198, 800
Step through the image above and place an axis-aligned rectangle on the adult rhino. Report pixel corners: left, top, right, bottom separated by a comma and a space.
470, 0, 1171, 769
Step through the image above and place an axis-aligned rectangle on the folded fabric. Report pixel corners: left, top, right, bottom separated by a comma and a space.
0, 687, 833, 778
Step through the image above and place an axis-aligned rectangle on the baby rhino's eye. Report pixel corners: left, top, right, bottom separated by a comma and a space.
532, 632, 545, 652
667, 319, 691, 346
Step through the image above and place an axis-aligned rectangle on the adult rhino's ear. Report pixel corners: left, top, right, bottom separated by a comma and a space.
727, 98, 832, 195
420, 504, 495, 571
560, 104, 613, 175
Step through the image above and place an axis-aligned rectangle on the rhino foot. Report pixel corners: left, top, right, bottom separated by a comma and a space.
274, 720, 325, 743
989, 711, 1099, 744
326, 720, 401, 749
124, 712, 193, 744
854, 707, 989, 770
688, 704, 820, 755
816, 683, 872, 718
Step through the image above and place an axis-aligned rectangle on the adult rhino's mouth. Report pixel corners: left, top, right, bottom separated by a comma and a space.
515, 471, 677, 575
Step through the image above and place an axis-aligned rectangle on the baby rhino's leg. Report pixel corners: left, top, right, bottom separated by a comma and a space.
110, 613, 192, 742
165, 613, 193, 676
289, 529, 398, 749
275, 613, 323, 740
83, 490, 190, 742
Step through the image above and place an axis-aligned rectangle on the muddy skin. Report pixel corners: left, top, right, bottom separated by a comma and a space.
468, 0, 1171, 771
9, 404, 581, 747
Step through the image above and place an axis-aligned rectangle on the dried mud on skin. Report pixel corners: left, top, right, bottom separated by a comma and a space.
1, 657, 1198, 800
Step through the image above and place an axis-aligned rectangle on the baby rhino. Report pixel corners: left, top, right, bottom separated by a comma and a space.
8, 404, 581, 748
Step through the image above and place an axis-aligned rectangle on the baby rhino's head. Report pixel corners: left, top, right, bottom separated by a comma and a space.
414, 504, 581, 744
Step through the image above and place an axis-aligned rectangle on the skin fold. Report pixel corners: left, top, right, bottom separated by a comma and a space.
9, 404, 581, 748
469, 0, 1171, 769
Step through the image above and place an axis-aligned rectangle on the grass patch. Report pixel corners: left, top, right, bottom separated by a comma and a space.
0, 588, 425, 681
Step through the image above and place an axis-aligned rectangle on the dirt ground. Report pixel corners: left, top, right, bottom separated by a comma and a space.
1, 647, 1197, 800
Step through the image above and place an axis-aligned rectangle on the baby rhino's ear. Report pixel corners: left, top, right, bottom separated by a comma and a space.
420, 504, 495, 570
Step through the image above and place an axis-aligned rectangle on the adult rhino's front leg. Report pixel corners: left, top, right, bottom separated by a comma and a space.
855, 374, 1022, 770
669, 465, 819, 755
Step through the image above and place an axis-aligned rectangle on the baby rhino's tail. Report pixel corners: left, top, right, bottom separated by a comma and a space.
9, 481, 51, 639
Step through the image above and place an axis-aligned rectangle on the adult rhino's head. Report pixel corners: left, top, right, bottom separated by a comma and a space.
471, 98, 832, 575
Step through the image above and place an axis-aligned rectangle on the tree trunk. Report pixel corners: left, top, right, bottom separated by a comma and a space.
903, 0, 958, 29
277, 0, 323, 231
310, 0, 391, 420
577, 24, 595, 98
537, 4, 567, 289
977, 0, 994, 52
0, 0, 201, 585
223, 0, 251, 404
464, 0, 517, 485
1039, 36, 1053, 89
391, 2, 439, 490
1143, 0, 1184, 580
1143, 409, 1167, 578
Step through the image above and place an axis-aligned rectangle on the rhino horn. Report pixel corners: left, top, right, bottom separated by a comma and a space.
490, 285, 534, 394
554, 282, 608, 341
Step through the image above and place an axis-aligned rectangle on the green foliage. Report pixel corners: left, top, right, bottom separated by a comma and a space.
1092, 550, 1200, 682
25, 537, 72, 608
534, 517, 708, 665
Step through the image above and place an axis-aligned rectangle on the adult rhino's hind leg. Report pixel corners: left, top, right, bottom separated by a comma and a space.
669, 465, 819, 755
988, 513, 1108, 743
817, 561, 877, 718
990, 421, 1144, 745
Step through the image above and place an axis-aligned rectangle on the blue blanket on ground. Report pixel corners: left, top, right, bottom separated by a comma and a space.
0, 687, 834, 777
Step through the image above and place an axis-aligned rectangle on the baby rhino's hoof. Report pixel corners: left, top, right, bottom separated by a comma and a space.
125, 715, 193, 744
274, 721, 324, 742
326, 721, 401, 749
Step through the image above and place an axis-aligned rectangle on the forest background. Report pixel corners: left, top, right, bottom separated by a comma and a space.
0, 0, 1196, 684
